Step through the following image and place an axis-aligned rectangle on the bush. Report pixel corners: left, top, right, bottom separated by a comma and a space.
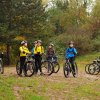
50, 29, 95, 56
92, 36, 100, 52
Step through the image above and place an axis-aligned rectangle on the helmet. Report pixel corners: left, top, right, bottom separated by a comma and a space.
50, 43, 54, 47
34, 41, 37, 44
37, 40, 42, 43
69, 41, 74, 45
21, 40, 27, 45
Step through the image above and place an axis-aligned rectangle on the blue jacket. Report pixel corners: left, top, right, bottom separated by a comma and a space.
66, 47, 77, 59
31, 48, 34, 57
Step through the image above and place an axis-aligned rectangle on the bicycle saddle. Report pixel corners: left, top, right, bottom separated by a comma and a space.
97, 60, 100, 63
93, 60, 97, 63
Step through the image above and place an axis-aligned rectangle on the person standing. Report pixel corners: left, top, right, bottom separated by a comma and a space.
19, 41, 31, 76
34, 40, 44, 75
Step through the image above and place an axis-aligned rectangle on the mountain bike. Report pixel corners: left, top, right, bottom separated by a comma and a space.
51, 56, 60, 73
0, 52, 4, 74
85, 57, 100, 75
41, 56, 60, 76
16, 55, 35, 77
88, 60, 100, 75
63, 59, 78, 78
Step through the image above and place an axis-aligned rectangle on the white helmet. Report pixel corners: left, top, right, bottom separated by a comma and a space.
50, 43, 54, 47
37, 40, 42, 43
21, 40, 27, 45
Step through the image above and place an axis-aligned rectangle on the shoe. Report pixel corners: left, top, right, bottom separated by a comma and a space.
19, 74, 22, 77
73, 72, 77, 77
24, 71, 27, 76
40, 72, 43, 75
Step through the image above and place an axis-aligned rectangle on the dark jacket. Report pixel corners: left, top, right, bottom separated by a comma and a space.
47, 48, 55, 58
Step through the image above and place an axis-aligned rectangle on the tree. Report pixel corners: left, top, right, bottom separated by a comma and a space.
90, 0, 100, 38
0, 0, 47, 65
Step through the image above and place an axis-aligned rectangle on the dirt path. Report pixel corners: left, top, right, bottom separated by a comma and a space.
3, 67, 22, 100
13, 86, 22, 100
2, 66, 100, 100
4, 66, 100, 81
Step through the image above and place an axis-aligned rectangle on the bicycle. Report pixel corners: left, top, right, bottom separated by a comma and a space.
16, 55, 35, 77
0, 52, 4, 74
63, 59, 78, 78
85, 57, 100, 75
41, 56, 60, 76
88, 60, 100, 75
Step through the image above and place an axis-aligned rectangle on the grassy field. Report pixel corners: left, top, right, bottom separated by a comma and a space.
0, 52, 100, 100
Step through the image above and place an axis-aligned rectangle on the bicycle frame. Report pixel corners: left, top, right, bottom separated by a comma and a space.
25, 55, 35, 63
65, 59, 77, 73
16, 54, 35, 77
49, 56, 58, 63
95, 62, 100, 71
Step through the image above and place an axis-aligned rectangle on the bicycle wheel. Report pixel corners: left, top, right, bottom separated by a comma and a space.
85, 64, 90, 74
72, 62, 78, 77
63, 62, 70, 78
94, 65, 100, 75
25, 61, 35, 77
88, 63, 97, 75
16, 61, 21, 75
90, 64, 100, 75
41, 61, 53, 76
0, 59, 4, 74
53, 62, 60, 73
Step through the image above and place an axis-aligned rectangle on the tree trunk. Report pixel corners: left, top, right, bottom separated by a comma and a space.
6, 44, 10, 65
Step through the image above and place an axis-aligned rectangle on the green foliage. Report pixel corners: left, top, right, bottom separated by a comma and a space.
92, 36, 100, 52
46, 0, 100, 56
0, 0, 100, 63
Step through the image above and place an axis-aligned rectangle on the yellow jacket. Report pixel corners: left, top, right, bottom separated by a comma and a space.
34, 46, 44, 55
19, 46, 31, 57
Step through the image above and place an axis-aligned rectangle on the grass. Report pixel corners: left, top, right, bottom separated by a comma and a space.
0, 77, 16, 100
0, 52, 100, 100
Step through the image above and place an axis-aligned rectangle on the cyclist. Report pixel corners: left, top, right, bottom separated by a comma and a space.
34, 40, 44, 75
66, 41, 77, 75
19, 41, 31, 75
46, 43, 56, 72
46, 43, 56, 61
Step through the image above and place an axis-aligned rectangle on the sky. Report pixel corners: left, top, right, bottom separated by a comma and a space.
44, 0, 96, 13
87, 0, 96, 13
